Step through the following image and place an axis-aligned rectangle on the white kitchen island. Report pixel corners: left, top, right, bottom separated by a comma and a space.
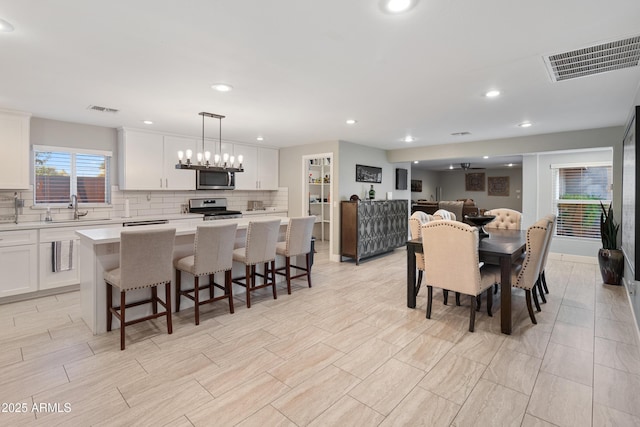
76, 216, 290, 334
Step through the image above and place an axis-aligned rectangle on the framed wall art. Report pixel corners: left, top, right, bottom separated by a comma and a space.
488, 176, 510, 196
411, 179, 422, 192
465, 172, 485, 191
356, 164, 382, 183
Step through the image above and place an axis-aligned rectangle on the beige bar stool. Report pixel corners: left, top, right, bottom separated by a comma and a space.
105, 228, 176, 350
232, 219, 281, 308
275, 216, 315, 294
174, 223, 237, 325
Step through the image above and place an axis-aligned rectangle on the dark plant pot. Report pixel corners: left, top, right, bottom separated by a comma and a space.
598, 248, 624, 285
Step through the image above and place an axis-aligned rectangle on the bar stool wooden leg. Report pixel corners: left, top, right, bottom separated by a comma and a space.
226, 270, 234, 314
245, 265, 252, 308
271, 260, 277, 300
209, 274, 215, 300
175, 269, 182, 312
306, 253, 312, 288
194, 276, 200, 325
151, 287, 158, 314
285, 256, 292, 294
106, 283, 113, 331
120, 291, 126, 351
165, 282, 172, 334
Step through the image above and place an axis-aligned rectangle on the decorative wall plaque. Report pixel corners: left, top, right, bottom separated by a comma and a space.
465, 173, 485, 191
488, 176, 510, 196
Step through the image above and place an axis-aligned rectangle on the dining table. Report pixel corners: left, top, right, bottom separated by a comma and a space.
406, 228, 527, 335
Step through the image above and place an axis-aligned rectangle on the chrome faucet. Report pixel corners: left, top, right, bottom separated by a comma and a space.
70, 194, 88, 220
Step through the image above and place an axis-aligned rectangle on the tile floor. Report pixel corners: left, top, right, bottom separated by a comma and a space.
0, 242, 639, 426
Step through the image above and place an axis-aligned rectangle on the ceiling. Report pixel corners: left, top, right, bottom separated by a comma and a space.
413, 155, 523, 171
1, 0, 640, 160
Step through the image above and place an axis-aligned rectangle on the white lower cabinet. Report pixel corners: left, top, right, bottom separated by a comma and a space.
0, 230, 38, 297
39, 228, 80, 290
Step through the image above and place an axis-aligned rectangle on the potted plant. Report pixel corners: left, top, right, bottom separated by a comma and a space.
598, 202, 624, 285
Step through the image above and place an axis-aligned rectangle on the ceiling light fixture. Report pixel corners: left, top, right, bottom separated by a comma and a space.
519, 122, 532, 128
449, 165, 454, 170
483, 156, 489, 159
414, 161, 419, 164
142, 120, 153, 125
175, 112, 243, 172
0, 18, 14, 32
485, 90, 500, 98
346, 119, 357, 125
403, 136, 415, 143
381, 0, 416, 13
211, 83, 233, 92
508, 163, 514, 167
256, 136, 264, 141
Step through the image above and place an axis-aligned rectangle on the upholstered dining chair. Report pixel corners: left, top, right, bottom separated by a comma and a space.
505, 218, 550, 324
174, 223, 237, 325
483, 208, 522, 230
232, 219, 281, 308
537, 213, 557, 298
433, 209, 456, 221
409, 211, 433, 296
275, 216, 315, 294
104, 228, 176, 350
421, 220, 500, 332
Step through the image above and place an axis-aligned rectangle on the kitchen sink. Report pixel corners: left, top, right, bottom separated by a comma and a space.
46, 217, 113, 224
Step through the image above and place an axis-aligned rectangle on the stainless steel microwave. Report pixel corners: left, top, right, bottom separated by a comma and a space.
196, 170, 235, 190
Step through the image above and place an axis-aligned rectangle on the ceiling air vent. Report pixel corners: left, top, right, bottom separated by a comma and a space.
87, 105, 119, 113
544, 35, 640, 82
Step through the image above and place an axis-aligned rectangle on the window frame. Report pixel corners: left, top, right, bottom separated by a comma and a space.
33, 145, 112, 207
550, 161, 612, 241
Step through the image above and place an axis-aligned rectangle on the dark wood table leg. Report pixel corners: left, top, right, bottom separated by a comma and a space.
500, 255, 512, 334
407, 243, 417, 308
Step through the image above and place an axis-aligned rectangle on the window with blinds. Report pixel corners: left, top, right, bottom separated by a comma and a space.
34, 146, 111, 205
551, 163, 612, 239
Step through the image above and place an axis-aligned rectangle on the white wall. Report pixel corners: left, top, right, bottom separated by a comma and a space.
409, 169, 439, 201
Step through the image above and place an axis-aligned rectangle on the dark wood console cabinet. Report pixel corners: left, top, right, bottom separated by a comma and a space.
340, 200, 408, 264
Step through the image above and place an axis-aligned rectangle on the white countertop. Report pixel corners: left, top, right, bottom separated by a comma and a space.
241, 208, 288, 215
0, 213, 205, 232
76, 215, 290, 244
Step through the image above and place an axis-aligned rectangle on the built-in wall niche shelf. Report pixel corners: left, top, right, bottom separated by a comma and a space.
305, 156, 332, 242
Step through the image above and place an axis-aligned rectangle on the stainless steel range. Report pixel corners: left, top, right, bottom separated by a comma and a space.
188, 198, 243, 220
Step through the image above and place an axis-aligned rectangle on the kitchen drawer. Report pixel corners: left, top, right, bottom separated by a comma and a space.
0, 229, 37, 247
40, 228, 79, 243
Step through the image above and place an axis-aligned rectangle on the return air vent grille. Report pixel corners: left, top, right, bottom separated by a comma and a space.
87, 105, 119, 113
544, 35, 640, 82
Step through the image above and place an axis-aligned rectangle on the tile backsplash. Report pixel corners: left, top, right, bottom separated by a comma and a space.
0, 187, 288, 223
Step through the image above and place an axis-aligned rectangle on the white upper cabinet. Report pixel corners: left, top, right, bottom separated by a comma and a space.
118, 129, 196, 190
234, 144, 279, 190
0, 109, 31, 189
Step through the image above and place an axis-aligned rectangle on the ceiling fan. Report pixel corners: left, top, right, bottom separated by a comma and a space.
451, 162, 485, 170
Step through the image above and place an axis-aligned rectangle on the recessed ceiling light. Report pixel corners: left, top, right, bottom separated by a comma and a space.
211, 83, 233, 92
414, 160, 419, 164
142, 120, 153, 125
508, 163, 514, 167
0, 19, 14, 32
449, 165, 454, 170
256, 136, 264, 141
485, 90, 500, 98
483, 156, 489, 159
403, 136, 415, 143
381, 0, 417, 13
346, 119, 357, 125
519, 122, 532, 128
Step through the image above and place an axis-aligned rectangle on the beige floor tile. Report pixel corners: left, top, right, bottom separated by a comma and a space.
503, 327, 551, 359
393, 333, 454, 372
418, 353, 486, 405
596, 301, 634, 323
595, 284, 629, 306
162, 415, 196, 427
550, 321, 594, 353
556, 304, 595, 328
0, 365, 69, 403
424, 311, 471, 343
188, 373, 290, 426
521, 413, 560, 427
236, 405, 296, 427
595, 317, 637, 345
0, 347, 23, 368
348, 358, 425, 416
315, 309, 369, 334
527, 372, 592, 427
334, 337, 402, 379
273, 366, 360, 426
268, 342, 344, 387
321, 321, 381, 353
377, 317, 431, 347
593, 403, 640, 427
541, 342, 593, 386
379, 387, 460, 427
260, 310, 322, 338
482, 347, 541, 395
265, 325, 334, 359
593, 364, 640, 418
201, 328, 279, 367
34, 386, 128, 426
196, 350, 283, 397
449, 329, 505, 365
451, 378, 529, 427
594, 337, 640, 375
308, 395, 385, 427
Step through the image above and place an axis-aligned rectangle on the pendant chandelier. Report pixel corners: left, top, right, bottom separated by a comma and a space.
175, 112, 244, 172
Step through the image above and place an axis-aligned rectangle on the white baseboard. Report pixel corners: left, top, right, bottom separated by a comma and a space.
548, 252, 598, 264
